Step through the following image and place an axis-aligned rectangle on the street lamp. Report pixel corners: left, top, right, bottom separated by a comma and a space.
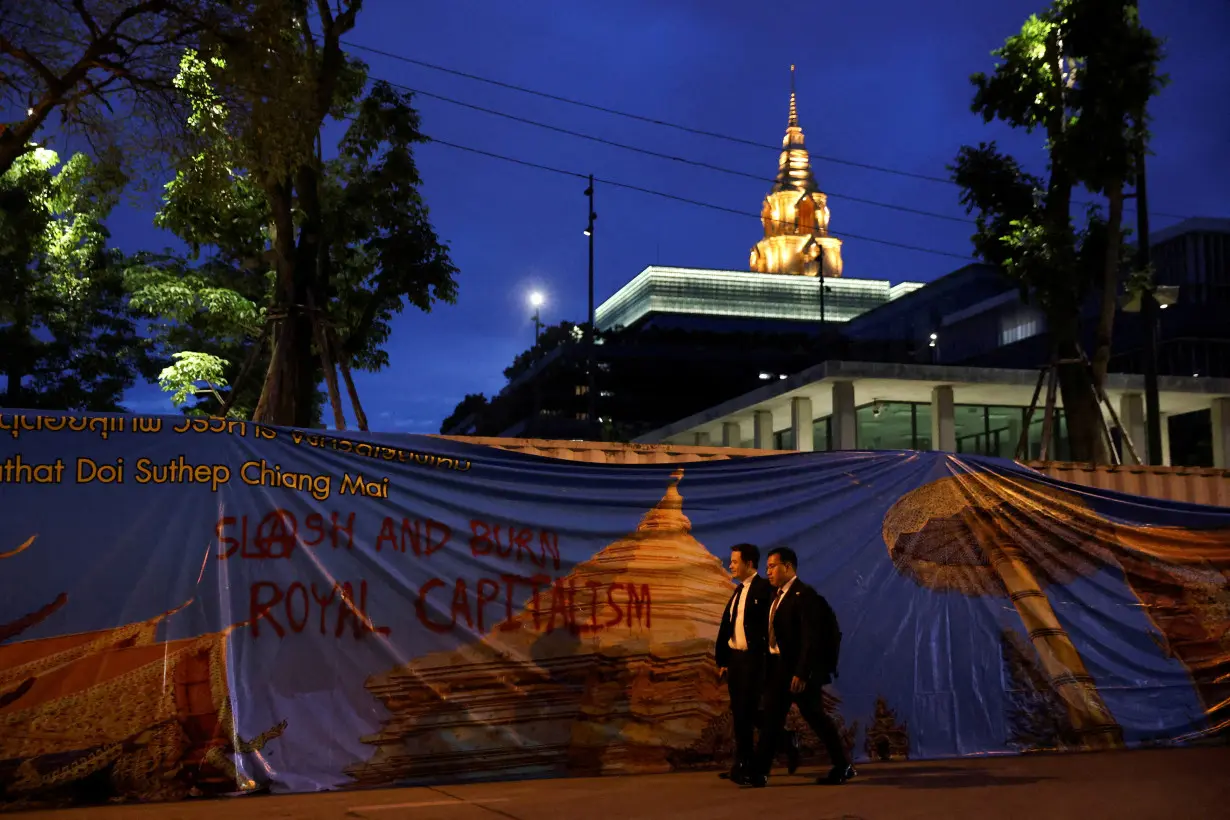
529, 291, 545, 344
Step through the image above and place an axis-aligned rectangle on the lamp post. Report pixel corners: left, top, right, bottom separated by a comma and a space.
1119, 149, 1179, 465
584, 176, 597, 429
1125, 0, 1167, 466
529, 291, 545, 345
819, 271, 826, 325
1136, 151, 1162, 466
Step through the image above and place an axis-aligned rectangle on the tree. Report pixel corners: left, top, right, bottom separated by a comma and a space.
1060, 1, 1164, 389
0, 147, 152, 410
129, 39, 457, 424
951, 2, 1164, 463
503, 321, 588, 382
126, 252, 269, 418
0, 1, 228, 180
440, 393, 487, 434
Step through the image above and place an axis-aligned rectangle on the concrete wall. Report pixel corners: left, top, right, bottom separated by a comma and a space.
436, 436, 1230, 508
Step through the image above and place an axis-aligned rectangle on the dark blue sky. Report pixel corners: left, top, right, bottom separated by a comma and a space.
107, 0, 1230, 430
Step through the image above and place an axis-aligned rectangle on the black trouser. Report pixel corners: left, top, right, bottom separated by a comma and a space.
755, 654, 848, 775
726, 649, 763, 771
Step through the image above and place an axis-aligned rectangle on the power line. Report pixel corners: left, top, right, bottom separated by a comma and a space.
2, 17, 973, 262
343, 38, 1197, 223
343, 39, 954, 186
398, 84, 973, 226
425, 136, 976, 262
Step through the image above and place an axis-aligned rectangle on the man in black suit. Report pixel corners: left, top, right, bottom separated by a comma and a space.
715, 543, 773, 785
749, 546, 854, 788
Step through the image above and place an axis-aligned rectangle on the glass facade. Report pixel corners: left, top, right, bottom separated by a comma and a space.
812, 416, 831, 452
913, 402, 933, 450
856, 402, 915, 450
795, 401, 1071, 458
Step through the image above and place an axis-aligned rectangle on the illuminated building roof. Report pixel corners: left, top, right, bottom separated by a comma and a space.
595, 266, 923, 333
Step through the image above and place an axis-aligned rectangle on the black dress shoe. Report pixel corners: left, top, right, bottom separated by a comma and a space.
746, 772, 768, 788
785, 734, 801, 775
818, 764, 856, 785
722, 762, 752, 784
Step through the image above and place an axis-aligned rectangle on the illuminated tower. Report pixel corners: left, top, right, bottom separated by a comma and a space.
749, 66, 844, 278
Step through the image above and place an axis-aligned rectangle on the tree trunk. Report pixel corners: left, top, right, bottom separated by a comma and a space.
1051, 310, 1109, 464
252, 178, 317, 427
3, 292, 31, 409
1091, 180, 1125, 391
1038, 31, 1108, 465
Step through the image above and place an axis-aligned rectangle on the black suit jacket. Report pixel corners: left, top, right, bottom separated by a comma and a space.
766, 579, 836, 685
714, 574, 773, 669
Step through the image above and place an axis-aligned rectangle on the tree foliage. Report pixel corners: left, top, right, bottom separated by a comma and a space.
0, 1, 232, 180
0, 148, 152, 410
503, 321, 589, 382
129, 32, 458, 423
951, 0, 1164, 463
440, 393, 487, 434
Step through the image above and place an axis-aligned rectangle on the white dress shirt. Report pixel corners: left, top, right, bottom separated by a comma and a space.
767, 576, 797, 655
727, 572, 758, 651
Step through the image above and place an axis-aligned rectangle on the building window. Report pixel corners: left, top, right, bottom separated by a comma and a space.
914, 402, 933, 450
999, 307, 1043, 346
812, 416, 832, 452
774, 429, 796, 450
575, 385, 589, 396
954, 404, 1028, 458
985, 405, 1025, 459
856, 401, 915, 450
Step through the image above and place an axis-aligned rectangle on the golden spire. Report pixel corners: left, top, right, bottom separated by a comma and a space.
788, 64, 799, 128
775, 66, 815, 194
749, 65, 844, 278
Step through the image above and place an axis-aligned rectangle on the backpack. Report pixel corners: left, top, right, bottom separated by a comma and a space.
817, 595, 842, 678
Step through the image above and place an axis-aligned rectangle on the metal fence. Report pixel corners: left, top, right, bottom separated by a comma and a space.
436, 436, 1230, 508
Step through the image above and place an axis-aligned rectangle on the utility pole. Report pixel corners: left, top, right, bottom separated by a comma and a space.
1136, 150, 1162, 465
1128, 0, 1161, 465
819, 271, 826, 325
585, 176, 597, 430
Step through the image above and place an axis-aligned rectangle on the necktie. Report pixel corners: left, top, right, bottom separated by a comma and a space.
728, 583, 744, 625
768, 588, 784, 651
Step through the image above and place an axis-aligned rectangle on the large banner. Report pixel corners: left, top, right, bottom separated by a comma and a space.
1, 410, 1228, 808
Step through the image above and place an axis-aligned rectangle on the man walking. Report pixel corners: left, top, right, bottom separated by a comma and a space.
715, 543, 773, 785
749, 547, 854, 788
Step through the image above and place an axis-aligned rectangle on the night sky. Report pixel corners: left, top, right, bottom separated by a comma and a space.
104, 0, 1230, 430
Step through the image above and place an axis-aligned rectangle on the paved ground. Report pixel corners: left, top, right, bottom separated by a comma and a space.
11, 746, 1229, 820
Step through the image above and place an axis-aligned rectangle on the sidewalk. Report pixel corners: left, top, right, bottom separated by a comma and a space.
12, 746, 1229, 820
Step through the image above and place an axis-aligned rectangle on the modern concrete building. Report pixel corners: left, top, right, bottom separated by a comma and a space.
442, 75, 1230, 464
635, 359, 1230, 468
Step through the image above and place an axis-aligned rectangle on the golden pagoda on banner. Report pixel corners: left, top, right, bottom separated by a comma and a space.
0, 536, 286, 808
748, 66, 844, 279
348, 469, 737, 783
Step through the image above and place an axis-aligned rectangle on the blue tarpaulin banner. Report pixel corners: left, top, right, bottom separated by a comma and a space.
1, 410, 1228, 807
